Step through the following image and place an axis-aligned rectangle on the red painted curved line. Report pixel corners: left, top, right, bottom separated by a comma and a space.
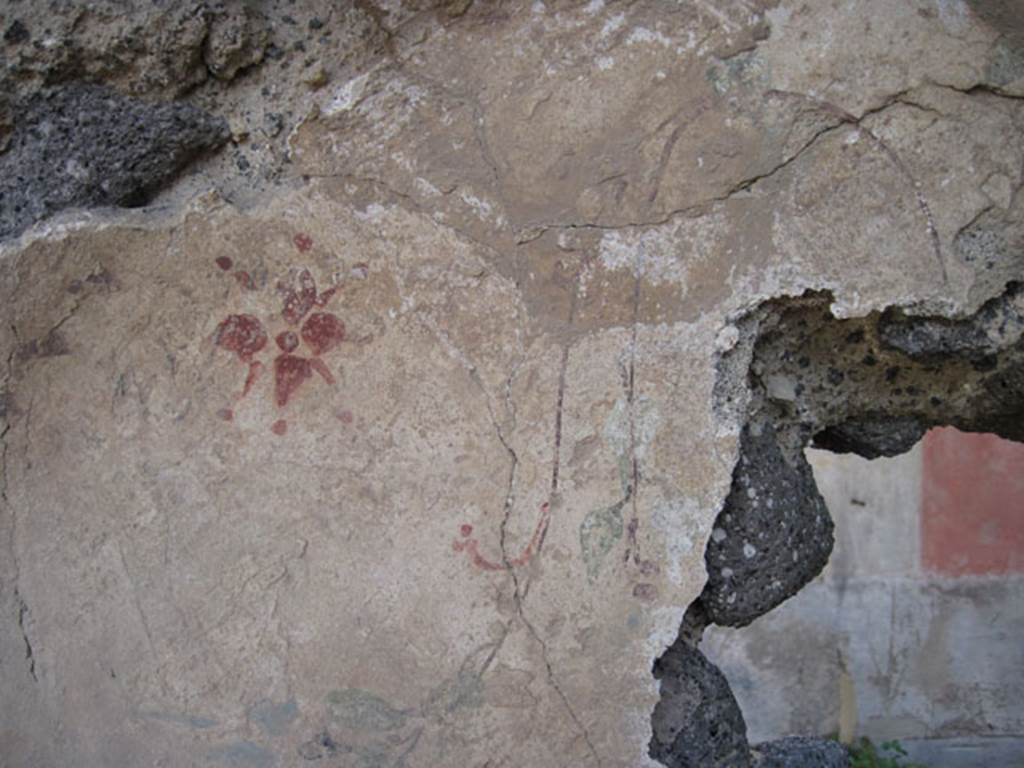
454, 503, 551, 572
510, 502, 550, 567
452, 538, 505, 571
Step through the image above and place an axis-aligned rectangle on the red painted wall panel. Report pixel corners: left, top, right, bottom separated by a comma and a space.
922, 427, 1024, 576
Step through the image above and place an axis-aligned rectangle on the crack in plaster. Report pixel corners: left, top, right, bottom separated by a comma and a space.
300, 78, 1024, 276
518, 603, 603, 768
521, 81, 1024, 243
304, 83, 978, 254
0, 423, 9, 507
15, 589, 37, 682
490, 255, 601, 766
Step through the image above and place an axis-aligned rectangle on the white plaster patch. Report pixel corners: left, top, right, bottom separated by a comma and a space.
354, 203, 389, 221
982, 173, 1014, 210
643, 605, 687, 665
714, 324, 740, 353
935, 0, 969, 34
626, 27, 673, 48
459, 190, 496, 222
764, 5, 792, 39
601, 13, 626, 38
651, 498, 701, 586
324, 72, 370, 115
597, 215, 723, 290
603, 395, 661, 464
413, 177, 442, 198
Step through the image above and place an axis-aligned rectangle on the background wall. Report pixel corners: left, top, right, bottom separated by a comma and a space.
705, 427, 1024, 767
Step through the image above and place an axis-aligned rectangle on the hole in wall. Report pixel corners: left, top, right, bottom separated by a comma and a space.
649, 283, 1024, 767
702, 429, 1024, 761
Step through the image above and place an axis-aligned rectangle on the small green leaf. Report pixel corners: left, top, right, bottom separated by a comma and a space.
327, 689, 409, 732
580, 499, 626, 582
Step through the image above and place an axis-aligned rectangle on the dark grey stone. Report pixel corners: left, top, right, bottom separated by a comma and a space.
753, 736, 850, 768
695, 423, 834, 628
0, 83, 229, 240
650, 641, 752, 768
878, 283, 1023, 361
812, 414, 926, 459
969, 355, 1024, 443
955, 220, 1009, 267
4, 19, 30, 45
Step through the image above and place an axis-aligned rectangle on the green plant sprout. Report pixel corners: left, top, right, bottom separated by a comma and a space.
848, 738, 929, 768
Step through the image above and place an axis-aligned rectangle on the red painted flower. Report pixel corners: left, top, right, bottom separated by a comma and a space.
214, 258, 347, 433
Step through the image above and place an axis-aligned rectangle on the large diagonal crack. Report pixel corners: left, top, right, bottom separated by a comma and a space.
930, 80, 1024, 103
518, 83, 1002, 253
519, 116, 849, 239
415, 241, 600, 764
303, 81, 982, 274
518, 603, 603, 767
490, 256, 601, 766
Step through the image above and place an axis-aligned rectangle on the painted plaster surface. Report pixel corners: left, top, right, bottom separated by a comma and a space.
1, 1, 1022, 766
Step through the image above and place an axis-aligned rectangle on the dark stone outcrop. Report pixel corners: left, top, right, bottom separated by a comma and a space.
651, 641, 752, 768
879, 283, 1023, 362
0, 84, 229, 240
694, 423, 834, 628
813, 414, 927, 459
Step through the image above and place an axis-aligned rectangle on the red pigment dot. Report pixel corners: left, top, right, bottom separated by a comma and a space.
276, 331, 299, 353
301, 312, 345, 355
460, 524, 473, 537
217, 408, 234, 421
271, 419, 288, 436
337, 409, 354, 424
215, 314, 268, 362
281, 270, 318, 325
234, 271, 254, 290
293, 233, 313, 252
274, 354, 312, 407
215, 256, 233, 271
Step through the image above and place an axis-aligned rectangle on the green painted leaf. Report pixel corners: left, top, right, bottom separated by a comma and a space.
327, 689, 409, 732
580, 499, 626, 582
